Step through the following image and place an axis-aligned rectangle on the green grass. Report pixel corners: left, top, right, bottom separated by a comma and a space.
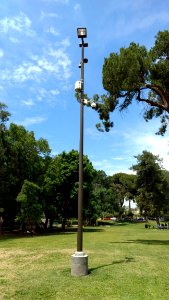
1, 223, 169, 299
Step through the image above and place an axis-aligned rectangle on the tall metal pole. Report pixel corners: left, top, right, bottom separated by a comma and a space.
77, 38, 84, 252
71, 28, 88, 276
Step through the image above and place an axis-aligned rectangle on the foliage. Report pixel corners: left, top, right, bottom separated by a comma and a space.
44, 150, 96, 229
93, 30, 169, 134
16, 180, 42, 227
89, 170, 122, 221
0, 102, 51, 227
0, 102, 11, 128
110, 173, 136, 213
131, 150, 169, 220
1, 101, 134, 229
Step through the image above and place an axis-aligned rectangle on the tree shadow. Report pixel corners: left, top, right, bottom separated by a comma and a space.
0, 231, 76, 241
89, 257, 135, 274
132, 239, 169, 245
83, 228, 105, 232
0, 227, 104, 242
110, 239, 169, 245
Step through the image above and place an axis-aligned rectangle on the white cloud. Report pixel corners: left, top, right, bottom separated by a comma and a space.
16, 116, 46, 126
53, 0, 69, 3
31, 87, 60, 104
0, 43, 71, 83
60, 37, 70, 48
112, 157, 124, 160
21, 99, 35, 106
137, 12, 169, 29
42, 0, 69, 3
62, 83, 72, 91
113, 11, 169, 38
0, 49, 4, 58
46, 26, 60, 36
92, 158, 134, 175
86, 127, 103, 138
36, 88, 48, 100
9, 37, 20, 43
50, 89, 60, 96
74, 3, 81, 11
1, 62, 42, 83
92, 159, 113, 173
121, 129, 169, 171
40, 11, 59, 20
0, 12, 36, 37
89, 121, 169, 175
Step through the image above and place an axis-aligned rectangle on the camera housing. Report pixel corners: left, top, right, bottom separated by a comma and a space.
75, 80, 82, 92
91, 102, 96, 108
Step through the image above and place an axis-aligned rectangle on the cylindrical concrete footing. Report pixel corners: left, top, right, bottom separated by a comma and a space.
71, 252, 88, 276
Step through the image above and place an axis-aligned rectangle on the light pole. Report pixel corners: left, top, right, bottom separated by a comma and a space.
71, 27, 88, 276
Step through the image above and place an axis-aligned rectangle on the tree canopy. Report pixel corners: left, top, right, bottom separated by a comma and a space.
2, 102, 169, 232
110, 173, 136, 210
0, 103, 51, 228
94, 30, 169, 135
131, 150, 169, 222
43, 150, 96, 229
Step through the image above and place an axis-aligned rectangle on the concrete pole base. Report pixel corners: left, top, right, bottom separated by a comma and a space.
71, 252, 88, 276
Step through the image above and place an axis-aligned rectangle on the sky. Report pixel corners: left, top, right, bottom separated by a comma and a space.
0, 0, 169, 175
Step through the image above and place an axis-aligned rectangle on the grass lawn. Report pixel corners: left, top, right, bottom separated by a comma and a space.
0, 223, 169, 300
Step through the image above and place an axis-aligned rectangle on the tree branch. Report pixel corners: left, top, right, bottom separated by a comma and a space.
136, 84, 169, 113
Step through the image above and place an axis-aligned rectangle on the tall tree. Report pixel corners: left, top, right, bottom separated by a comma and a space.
7, 124, 50, 226
93, 30, 169, 135
131, 150, 169, 223
0, 103, 51, 228
110, 173, 136, 216
16, 180, 42, 231
0, 103, 12, 227
44, 150, 96, 230
90, 171, 116, 221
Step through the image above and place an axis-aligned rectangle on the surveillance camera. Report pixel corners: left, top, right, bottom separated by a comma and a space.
75, 80, 82, 92
83, 99, 89, 105
91, 102, 96, 108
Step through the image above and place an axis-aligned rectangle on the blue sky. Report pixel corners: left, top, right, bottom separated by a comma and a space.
1, 0, 169, 175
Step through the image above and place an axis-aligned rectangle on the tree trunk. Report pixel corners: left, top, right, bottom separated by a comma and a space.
145, 215, 149, 222
156, 216, 160, 226
49, 218, 54, 230
44, 217, 48, 231
62, 217, 66, 231
0, 217, 3, 235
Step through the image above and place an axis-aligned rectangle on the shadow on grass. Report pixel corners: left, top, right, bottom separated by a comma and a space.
98, 222, 128, 227
0, 227, 104, 242
110, 239, 169, 245
83, 227, 104, 232
132, 239, 169, 245
0, 231, 75, 242
89, 257, 135, 274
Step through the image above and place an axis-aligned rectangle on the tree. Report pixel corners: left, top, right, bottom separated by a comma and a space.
131, 150, 169, 223
91, 171, 113, 221
7, 124, 50, 226
94, 30, 169, 135
44, 150, 96, 230
0, 103, 13, 228
16, 180, 42, 231
0, 103, 51, 229
110, 173, 136, 217
0, 102, 11, 128
89, 171, 128, 221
